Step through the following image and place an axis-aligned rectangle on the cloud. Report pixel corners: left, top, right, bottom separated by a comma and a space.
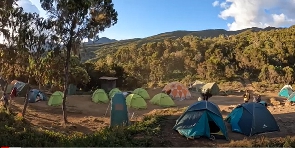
0, 0, 40, 43
212, 1, 220, 7
215, 0, 295, 30
17, 0, 40, 14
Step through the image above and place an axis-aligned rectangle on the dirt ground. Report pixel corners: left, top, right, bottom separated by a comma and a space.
8, 85, 295, 146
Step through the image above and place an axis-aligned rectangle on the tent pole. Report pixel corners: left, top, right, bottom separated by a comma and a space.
104, 102, 111, 116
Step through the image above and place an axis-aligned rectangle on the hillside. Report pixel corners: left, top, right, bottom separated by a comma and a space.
90, 26, 295, 88
80, 26, 280, 62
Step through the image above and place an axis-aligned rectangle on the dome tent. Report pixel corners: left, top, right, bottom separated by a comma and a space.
48, 91, 64, 106
150, 93, 175, 107
225, 103, 279, 136
109, 88, 121, 98
125, 94, 147, 109
92, 89, 109, 103
133, 88, 150, 100
162, 82, 191, 100
278, 85, 293, 98
173, 101, 228, 140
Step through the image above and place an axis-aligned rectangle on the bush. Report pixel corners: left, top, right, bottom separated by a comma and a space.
0, 110, 164, 147
2, 107, 295, 147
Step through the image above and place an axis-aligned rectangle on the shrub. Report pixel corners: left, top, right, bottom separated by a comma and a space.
0, 110, 164, 147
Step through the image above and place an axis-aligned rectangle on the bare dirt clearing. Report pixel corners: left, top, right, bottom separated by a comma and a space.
9, 87, 295, 146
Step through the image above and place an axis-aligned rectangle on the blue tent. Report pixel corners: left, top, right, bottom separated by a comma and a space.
110, 92, 129, 127
225, 102, 279, 136
288, 92, 295, 102
173, 101, 228, 140
278, 85, 293, 98
28, 89, 47, 103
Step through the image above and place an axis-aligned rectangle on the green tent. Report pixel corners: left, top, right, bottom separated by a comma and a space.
150, 93, 176, 107
48, 91, 64, 106
202, 82, 220, 95
133, 88, 150, 100
125, 94, 147, 109
109, 88, 121, 98
92, 89, 109, 103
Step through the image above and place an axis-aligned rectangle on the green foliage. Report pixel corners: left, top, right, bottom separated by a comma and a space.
41, 52, 90, 86
84, 26, 295, 87
1, 109, 295, 147
0, 110, 164, 147
81, 27, 281, 62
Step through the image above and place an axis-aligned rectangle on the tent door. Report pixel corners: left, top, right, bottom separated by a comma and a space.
208, 119, 220, 133
207, 115, 225, 139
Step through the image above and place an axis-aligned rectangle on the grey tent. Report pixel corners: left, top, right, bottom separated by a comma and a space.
13, 81, 30, 97
192, 80, 205, 92
202, 82, 220, 95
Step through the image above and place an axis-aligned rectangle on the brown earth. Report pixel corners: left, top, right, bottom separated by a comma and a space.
6, 85, 295, 146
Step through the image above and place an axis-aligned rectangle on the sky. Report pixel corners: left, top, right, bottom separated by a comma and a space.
17, 0, 295, 40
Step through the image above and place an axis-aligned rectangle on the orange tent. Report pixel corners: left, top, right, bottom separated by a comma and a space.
162, 82, 191, 99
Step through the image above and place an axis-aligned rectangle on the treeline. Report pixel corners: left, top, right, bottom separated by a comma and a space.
0, 0, 120, 92
1, 0, 295, 91
93, 26, 295, 87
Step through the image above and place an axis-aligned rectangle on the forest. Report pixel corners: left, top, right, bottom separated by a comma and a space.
92, 26, 295, 88
1, 1, 295, 92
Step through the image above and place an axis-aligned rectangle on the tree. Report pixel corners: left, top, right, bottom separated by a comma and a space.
24, 13, 56, 88
0, 0, 22, 81
0, 2, 23, 79
40, 0, 118, 123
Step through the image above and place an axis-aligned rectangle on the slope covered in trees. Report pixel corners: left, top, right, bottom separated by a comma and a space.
92, 26, 295, 88
80, 26, 281, 62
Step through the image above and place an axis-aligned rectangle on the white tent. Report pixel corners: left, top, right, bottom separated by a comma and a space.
191, 80, 205, 92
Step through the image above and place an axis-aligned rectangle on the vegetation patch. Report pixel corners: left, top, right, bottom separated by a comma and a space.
222, 136, 295, 147
1, 107, 295, 147
0, 109, 167, 147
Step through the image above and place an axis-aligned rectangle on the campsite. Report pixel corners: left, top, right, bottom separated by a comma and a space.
2, 0, 295, 147
1, 79, 295, 147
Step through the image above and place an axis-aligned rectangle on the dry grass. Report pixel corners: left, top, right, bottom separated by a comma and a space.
222, 136, 295, 147
218, 81, 244, 91
252, 82, 285, 92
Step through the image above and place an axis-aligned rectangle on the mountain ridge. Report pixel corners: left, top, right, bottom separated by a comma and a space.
80, 26, 282, 62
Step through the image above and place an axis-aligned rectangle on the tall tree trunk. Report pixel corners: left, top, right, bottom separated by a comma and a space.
21, 86, 30, 117
62, 47, 71, 124
3, 80, 9, 112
